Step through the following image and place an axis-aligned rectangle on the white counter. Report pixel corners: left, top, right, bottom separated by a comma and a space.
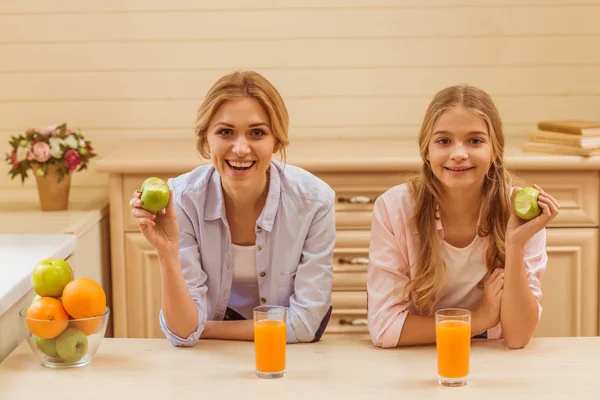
0, 234, 77, 316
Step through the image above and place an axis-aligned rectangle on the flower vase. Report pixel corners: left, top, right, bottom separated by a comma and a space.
33, 164, 72, 211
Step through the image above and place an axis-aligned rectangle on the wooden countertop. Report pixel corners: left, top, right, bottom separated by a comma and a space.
0, 188, 108, 236
95, 138, 600, 174
1, 335, 598, 398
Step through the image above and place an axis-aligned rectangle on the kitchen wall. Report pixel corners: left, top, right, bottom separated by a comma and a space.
1, 0, 599, 189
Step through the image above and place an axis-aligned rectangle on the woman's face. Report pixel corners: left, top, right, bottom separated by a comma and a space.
205, 97, 277, 192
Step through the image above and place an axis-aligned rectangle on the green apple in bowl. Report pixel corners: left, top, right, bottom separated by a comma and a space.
31, 258, 73, 298
32, 295, 61, 304
55, 328, 88, 362
140, 177, 170, 213
513, 187, 542, 221
36, 337, 59, 358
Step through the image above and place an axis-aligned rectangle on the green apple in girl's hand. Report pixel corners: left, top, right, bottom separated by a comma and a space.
513, 187, 542, 220
140, 177, 170, 213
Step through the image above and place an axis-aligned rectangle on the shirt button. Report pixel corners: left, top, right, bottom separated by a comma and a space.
260, 272, 266, 278
258, 245, 262, 251
260, 297, 267, 304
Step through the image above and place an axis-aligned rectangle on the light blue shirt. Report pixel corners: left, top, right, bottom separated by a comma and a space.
159, 161, 336, 346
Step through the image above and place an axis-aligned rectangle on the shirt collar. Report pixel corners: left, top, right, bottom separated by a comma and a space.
203, 162, 281, 233
435, 202, 483, 239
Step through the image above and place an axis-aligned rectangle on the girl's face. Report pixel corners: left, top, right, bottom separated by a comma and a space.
427, 107, 493, 191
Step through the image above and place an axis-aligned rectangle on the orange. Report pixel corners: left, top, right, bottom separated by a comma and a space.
26, 297, 69, 339
69, 316, 102, 336
62, 278, 106, 319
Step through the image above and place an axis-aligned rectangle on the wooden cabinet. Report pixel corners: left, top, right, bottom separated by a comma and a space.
535, 228, 599, 338
96, 139, 600, 339
123, 233, 163, 338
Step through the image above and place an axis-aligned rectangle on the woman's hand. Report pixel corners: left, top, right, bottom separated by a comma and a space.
506, 184, 560, 247
129, 190, 179, 252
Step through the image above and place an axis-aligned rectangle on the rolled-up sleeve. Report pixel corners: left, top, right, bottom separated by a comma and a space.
523, 228, 548, 320
367, 196, 411, 348
159, 188, 209, 347
286, 195, 336, 344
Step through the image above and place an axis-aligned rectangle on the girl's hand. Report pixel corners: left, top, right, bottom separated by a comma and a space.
506, 184, 560, 247
473, 268, 504, 333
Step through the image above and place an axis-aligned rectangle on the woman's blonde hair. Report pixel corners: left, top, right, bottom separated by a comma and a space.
195, 71, 290, 162
406, 84, 513, 314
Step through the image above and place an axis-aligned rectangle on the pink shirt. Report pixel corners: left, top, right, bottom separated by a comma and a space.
367, 183, 547, 348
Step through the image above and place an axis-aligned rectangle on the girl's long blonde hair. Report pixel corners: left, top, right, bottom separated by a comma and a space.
406, 84, 513, 314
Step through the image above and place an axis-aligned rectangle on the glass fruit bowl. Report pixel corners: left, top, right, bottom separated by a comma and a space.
19, 306, 110, 368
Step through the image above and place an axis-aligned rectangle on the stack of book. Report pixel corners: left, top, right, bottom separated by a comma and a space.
524, 120, 600, 156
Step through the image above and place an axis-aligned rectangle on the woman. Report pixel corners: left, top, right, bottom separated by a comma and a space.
367, 84, 559, 349
130, 71, 335, 346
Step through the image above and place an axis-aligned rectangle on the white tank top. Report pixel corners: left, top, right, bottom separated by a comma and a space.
436, 235, 489, 311
227, 244, 260, 320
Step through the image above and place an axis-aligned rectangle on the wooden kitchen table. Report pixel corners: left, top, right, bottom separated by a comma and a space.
0, 335, 597, 399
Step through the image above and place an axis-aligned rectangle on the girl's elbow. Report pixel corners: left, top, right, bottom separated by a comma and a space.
505, 336, 531, 349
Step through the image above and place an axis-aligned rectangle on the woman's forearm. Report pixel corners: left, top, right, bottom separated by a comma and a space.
158, 247, 200, 339
500, 245, 539, 349
201, 320, 255, 341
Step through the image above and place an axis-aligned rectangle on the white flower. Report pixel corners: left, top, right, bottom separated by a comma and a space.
16, 146, 29, 162
64, 135, 79, 149
38, 125, 57, 135
79, 139, 86, 147
49, 137, 64, 159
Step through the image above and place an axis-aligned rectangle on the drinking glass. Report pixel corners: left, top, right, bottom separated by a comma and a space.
435, 308, 471, 387
253, 305, 286, 379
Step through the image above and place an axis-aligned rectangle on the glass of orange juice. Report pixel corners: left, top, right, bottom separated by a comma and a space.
253, 305, 286, 379
435, 308, 471, 387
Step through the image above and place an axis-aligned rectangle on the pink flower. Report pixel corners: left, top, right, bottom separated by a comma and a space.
26, 152, 34, 161
64, 149, 82, 171
38, 125, 57, 135
65, 129, 72, 135
10, 151, 18, 168
32, 141, 51, 162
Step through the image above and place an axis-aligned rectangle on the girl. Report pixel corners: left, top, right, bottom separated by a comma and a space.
367, 84, 559, 349
130, 71, 335, 346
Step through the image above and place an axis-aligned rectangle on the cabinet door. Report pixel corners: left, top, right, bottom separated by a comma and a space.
124, 233, 164, 338
326, 292, 368, 334
534, 228, 598, 337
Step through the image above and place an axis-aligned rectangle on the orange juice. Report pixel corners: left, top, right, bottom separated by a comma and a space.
436, 320, 471, 378
254, 319, 286, 373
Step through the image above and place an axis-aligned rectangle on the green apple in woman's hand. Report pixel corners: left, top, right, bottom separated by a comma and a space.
140, 177, 170, 213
